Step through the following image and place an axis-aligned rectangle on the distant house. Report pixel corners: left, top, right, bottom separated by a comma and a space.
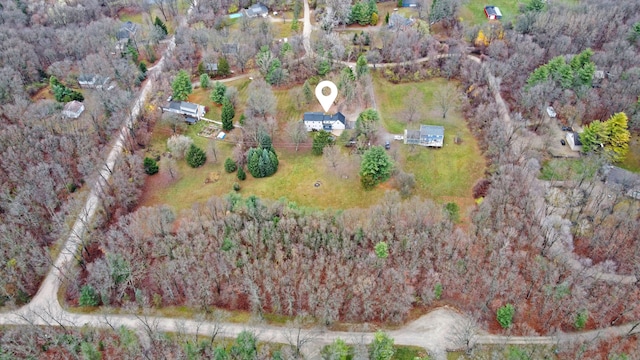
205, 63, 218, 73
222, 43, 239, 55
244, 3, 268, 18
78, 75, 110, 89
402, 0, 418, 7
161, 101, 206, 121
484, 6, 502, 20
603, 166, 640, 200
117, 21, 138, 40
566, 132, 582, 152
303, 112, 346, 132
388, 13, 414, 30
404, 125, 444, 147
62, 101, 85, 119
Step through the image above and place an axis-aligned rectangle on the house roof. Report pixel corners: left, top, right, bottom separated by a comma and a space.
303, 112, 346, 124
570, 132, 582, 146
420, 125, 444, 137
388, 13, 414, 29
167, 101, 182, 111
64, 100, 83, 112
246, 3, 268, 17
205, 63, 218, 72
78, 74, 95, 83
546, 106, 557, 118
117, 21, 137, 40
180, 102, 199, 113
484, 6, 502, 18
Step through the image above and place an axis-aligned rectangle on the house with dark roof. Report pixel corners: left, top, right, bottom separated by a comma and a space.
205, 63, 218, 73
161, 101, 206, 121
566, 132, 582, 152
404, 125, 444, 147
484, 6, 502, 20
303, 112, 346, 132
62, 101, 85, 119
117, 21, 138, 40
388, 13, 414, 30
244, 3, 268, 18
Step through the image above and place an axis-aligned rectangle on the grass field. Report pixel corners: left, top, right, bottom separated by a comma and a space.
141, 74, 485, 212
373, 74, 486, 208
459, 0, 580, 26
619, 134, 640, 173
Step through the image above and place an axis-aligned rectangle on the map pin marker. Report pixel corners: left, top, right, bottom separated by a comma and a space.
315, 80, 338, 113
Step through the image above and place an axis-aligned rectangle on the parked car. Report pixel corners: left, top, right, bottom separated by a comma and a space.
393, 135, 404, 141
384, 141, 391, 150
560, 139, 566, 146
561, 126, 573, 132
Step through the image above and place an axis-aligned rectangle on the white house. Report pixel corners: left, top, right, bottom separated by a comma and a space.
404, 125, 444, 148
78, 74, 110, 89
62, 101, 85, 119
302, 112, 346, 132
161, 101, 206, 121
566, 132, 583, 152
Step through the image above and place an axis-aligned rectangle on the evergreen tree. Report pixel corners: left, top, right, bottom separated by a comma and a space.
200, 74, 210, 89
218, 57, 231, 76
225, 158, 237, 173
302, 81, 313, 104
186, 144, 207, 168
210, 81, 227, 104
237, 166, 246, 180
143, 157, 159, 175
356, 55, 369, 79
171, 70, 192, 101
312, 131, 334, 155
221, 99, 235, 131
360, 146, 393, 190
154, 16, 168, 35
247, 149, 261, 177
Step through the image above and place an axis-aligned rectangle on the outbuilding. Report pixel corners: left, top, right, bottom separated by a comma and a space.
484, 6, 502, 20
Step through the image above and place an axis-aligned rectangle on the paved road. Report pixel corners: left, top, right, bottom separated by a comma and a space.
1, 2, 639, 360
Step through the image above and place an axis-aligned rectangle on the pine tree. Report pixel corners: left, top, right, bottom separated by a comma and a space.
302, 81, 313, 104
172, 70, 193, 101
237, 166, 246, 180
218, 57, 231, 76
186, 144, 207, 168
154, 16, 168, 35
221, 99, 235, 131
210, 81, 227, 104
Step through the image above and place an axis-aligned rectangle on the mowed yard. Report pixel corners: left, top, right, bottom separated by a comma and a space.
140, 74, 485, 212
373, 74, 486, 208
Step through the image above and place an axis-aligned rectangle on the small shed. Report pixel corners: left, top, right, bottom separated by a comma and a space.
484, 6, 502, 20
217, 132, 226, 139
546, 106, 557, 118
62, 101, 85, 119
566, 132, 582, 152
205, 63, 218, 73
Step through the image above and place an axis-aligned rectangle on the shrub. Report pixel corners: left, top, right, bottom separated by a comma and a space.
434, 283, 443, 300
497, 304, 515, 329
200, 74, 210, 89
374, 242, 389, 259
79, 285, 100, 307
167, 135, 193, 159
186, 144, 207, 168
233, 182, 241, 192
574, 310, 588, 330
444, 202, 460, 223
237, 166, 246, 180
225, 158, 237, 173
143, 157, 159, 175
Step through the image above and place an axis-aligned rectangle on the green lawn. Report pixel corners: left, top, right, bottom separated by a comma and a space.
142, 75, 485, 212
619, 134, 640, 173
459, 0, 579, 26
374, 74, 486, 207
539, 158, 600, 181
